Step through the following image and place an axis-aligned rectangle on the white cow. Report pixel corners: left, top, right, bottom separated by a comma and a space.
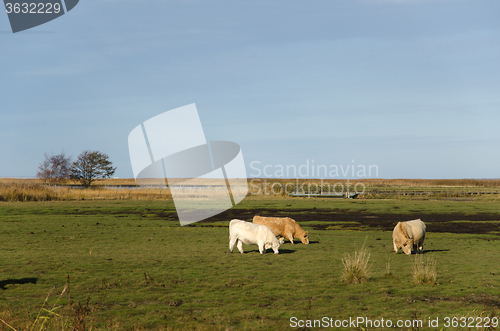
229, 219, 280, 254
393, 219, 426, 255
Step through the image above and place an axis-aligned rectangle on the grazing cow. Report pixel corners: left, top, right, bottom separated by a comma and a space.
393, 219, 426, 255
229, 219, 280, 254
253, 216, 309, 244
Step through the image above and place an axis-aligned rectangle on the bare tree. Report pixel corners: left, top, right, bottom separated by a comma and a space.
70, 150, 116, 188
37, 152, 72, 184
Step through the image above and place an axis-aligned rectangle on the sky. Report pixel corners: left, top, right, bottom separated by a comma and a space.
1, 0, 499, 179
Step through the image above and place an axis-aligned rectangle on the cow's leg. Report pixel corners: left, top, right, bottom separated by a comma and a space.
229, 236, 237, 253
419, 234, 425, 253
285, 231, 294, 244
393, 240, 398, 253
258, 242, 265, 254
237, 240, 244, 254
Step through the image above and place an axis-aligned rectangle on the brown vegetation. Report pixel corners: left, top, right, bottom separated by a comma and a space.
1, 177, 499, 202
341, 242, 372, 284
249, 178, 500, 188
0, 179, 172, 202
412, 254, 438, 284
248, 177, 500, 198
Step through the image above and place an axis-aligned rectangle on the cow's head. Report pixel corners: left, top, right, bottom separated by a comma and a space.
402, 240, 412, 255
397, 222, 412, 255
265, 240, 280, 254
298, 231, 309, 244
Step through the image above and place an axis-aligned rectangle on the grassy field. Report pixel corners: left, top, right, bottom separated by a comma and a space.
0, 180, 499, 330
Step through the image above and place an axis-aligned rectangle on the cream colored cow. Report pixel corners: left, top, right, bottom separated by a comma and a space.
393, 219, 426, 255
229, 219, 280, 254
253, 216, 309, 244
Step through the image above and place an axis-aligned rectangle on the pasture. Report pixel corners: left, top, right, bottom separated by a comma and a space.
0, 188, 499, 330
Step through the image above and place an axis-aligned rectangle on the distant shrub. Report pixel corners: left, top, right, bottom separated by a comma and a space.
37, 151, 72, 184
341, 243, 371, 284
412, 254, 437, 284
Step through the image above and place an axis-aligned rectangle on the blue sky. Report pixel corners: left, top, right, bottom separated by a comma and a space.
1, 0, 499, 179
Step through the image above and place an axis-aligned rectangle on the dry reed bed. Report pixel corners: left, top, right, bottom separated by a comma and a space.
1, 178, 499, 202
0, 182, 245, 202
3, 178, 499, 187
0, 182, 173, 202
248, 178, 500, 197
248, 178, 500, 188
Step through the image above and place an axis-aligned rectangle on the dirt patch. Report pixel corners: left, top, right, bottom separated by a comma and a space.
75, 205, 499, 235
196, 208, 500, 235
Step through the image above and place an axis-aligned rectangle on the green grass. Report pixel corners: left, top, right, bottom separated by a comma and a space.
0, 198, 499, 330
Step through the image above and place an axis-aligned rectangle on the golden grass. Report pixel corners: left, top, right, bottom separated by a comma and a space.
341, 243, 372, 284
1, 178, 499, 202
248, 177, 500, 188
351, 178, 500, 188
0, 182, 172, 202
0, 182, 57, 202
4, 177, 498, 187
0, 179, 247, 202
412, 254, 438, 284
248, 177, 500, 198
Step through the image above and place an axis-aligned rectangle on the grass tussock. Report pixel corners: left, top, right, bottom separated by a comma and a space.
341, 243, 372, 284
412, 254, 438, 284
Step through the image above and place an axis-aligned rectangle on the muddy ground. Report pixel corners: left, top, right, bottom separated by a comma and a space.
195, 208, 500, 235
